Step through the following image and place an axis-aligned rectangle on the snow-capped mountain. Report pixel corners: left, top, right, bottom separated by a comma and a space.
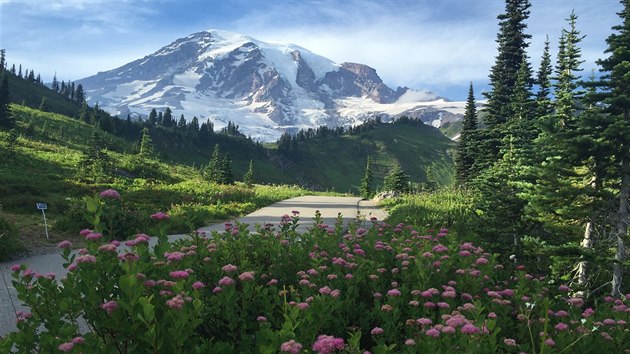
77, 30, 465, 141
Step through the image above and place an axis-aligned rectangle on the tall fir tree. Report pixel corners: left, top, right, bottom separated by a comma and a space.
359, 156, 374, 199
74, 84, 85, 104
0, 73, 13, 129
479, 0, 532, 169
590, 0, 630, 297
147, 108, 158, 126
243, 160, 254, 187
0, 49, 5, 72
206, 144, 222, 183
535, 36, 554, 117
51, 73, 59, 93
219, 153, 233, 184
383, 165, 410, 194
139, 127, 154, 157
456, 83, 479, 185
525, 11, 586, 237
39, 97, 49, 112
162, 107, 173, 128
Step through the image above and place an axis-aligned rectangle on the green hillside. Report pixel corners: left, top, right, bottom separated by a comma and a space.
0, 73, 455, 242
281, 120, 455, 193
6, 73, 81, 118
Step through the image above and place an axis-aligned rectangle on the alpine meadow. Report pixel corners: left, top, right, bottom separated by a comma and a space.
1, 0, 630, 353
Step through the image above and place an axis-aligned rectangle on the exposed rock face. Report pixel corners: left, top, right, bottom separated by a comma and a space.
77, 30, 463, 141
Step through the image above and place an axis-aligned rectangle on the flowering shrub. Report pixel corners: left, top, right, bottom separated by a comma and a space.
2, 191, 630, 353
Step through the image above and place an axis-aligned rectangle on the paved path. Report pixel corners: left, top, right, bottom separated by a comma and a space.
0, 195, 384, 337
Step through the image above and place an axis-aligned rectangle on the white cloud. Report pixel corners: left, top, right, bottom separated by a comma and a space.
1, 0, 624, 100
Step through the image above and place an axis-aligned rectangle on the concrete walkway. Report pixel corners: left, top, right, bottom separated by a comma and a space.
0, 195, 385, 337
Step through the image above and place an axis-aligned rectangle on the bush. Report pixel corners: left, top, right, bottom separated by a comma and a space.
0, 215, 24, 261
3, 190, 630, 353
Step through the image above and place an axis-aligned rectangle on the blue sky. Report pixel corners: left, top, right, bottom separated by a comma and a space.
0, 0, 623, 100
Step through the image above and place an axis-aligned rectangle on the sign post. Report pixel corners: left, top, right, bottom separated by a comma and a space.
36, 203, 49, 240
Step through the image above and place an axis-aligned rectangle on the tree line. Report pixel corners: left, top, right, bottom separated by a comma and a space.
455, 0, 630, 297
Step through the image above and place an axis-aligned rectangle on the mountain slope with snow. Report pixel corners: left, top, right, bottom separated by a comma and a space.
78, 30, 466, 141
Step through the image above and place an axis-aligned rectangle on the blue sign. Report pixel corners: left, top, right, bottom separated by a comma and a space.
36, 203, 47, 210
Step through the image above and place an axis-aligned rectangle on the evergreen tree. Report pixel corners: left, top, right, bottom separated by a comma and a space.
79, 102, 90, 123
243, 160, 254, 187
27, 70, 35, 82
147, 108, 158, 126
359, 156, 374, 199
51, 73, 59, 93
39, 97, 49, 112
162, 107, 173, 128
74, 84, 85, 104
177, 114, 186, 129
0, 49, 5, 72
383, 165, 410, 194
0, 74, 13, 129
139, 127, 154, 157
219, 153, 233, 184
535, 36, 554, 117
589, 0, 630, 297
10, 64, 15, 75
479, 0, 532, 169
17, 64, 21, 78
456, 83, 479, 184
206, 144, 222, 183
80, 131, 110, 178
525, 11, 586, 236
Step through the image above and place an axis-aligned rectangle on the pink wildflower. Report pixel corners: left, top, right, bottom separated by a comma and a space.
170, 270, 189, 279
10, 264, 21, 272
461, 323, 480, 335
280, 340, 303, 354
558, 284, 571, 292
76, 255, 96, 264
57, 240, 72, 249
72, 337, 85, 344
312, 335, 345, 354
567, 297, 584, 307
475, 257, 489, 265
58, 342, 74, 352
150, 212, 170, 220
504, 338, 517, 346
371, 327, 384, 335
101, 300, 118, 315
417, 318, 433, 326
166, 294, 186, 310
555, 323, 569, 331
15, 311, 32, 323
218, 276, 235, 286
582, 308, 595, 317
85, 232, 103, 240
99, 189, 121, 199
544, 338, 556, 347
319, 286, 332, 295
257, 316, 267, 322
387, 289, 402, 297
192, 281, 205, 290
222, 264, 238, 273
425, 328, 440, 337
405, 339, 416, 346
432, 244, 448, 253
239, 271, 255, 281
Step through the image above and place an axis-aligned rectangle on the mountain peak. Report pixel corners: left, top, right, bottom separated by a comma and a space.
76, 30, 460, 141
